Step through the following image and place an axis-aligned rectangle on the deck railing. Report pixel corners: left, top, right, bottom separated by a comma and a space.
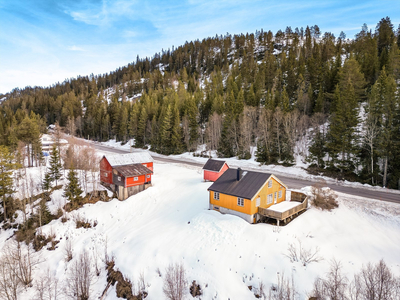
258, 191, 308, 221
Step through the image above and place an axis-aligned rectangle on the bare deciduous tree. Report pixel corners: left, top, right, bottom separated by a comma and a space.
269, 272, 297, 300
356, 259, 397, 300
285, 239, 321, 266
34, 268, 60, 300
3, 240, 41, 287
206, 112, 222, 154
0, 256, 22, 300
64, 238, 73, 262
163, 263, 188, 300
64, 250, 94, 300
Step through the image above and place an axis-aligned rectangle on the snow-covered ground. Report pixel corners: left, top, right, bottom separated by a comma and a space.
2, 159, 400, 300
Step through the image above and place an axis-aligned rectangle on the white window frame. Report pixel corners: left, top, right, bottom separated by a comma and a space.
143, 164, 147, 167
104, 172, 108, 177
274, 192, 277, 203
256, 197, 260, 207
214, 192, 220, 200
146, 175, 150, 178
267, 194, 273, 204
237, 197, 244, 207
268, 180, 272, 188
134, 177, 139, 181
278, 190, 282, 198
117, 176, 121, 181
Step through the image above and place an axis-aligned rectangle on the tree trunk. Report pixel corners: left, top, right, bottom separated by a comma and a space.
383, 156, 388, 187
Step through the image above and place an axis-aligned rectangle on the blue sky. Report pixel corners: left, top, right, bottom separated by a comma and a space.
0, 0, 399, 94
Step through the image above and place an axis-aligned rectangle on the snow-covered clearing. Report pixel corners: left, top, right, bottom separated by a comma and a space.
2, 160, 400, 299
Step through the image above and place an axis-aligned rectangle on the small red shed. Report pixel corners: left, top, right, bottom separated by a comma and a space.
202, 159, 229, 182
100, 152, 153, 187
112, 164, 153, 200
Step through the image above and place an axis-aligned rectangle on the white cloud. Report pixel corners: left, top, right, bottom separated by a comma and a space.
68, 45, 85, 51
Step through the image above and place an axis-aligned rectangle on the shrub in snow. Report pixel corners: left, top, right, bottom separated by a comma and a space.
311, 182, 338, 211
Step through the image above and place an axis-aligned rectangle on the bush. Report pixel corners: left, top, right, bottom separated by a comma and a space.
311, 182, 338, 211
189, 280, 202, 297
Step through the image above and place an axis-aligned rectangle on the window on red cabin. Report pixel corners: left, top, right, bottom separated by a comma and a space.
146, 175, 150, 178
104, 172, 108, 177
143, 164, 147, 167
134, 177, 138, 181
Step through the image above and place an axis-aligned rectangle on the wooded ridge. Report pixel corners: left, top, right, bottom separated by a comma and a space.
1, 17, 400, 188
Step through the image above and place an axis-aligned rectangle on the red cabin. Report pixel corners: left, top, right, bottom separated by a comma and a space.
100, 152, 154, 200
202, 159, 229, 182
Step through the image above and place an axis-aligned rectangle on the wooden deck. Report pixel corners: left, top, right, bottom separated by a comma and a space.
258, 191, 308, 223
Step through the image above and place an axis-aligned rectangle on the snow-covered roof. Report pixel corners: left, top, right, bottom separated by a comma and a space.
104, 152, 153, 166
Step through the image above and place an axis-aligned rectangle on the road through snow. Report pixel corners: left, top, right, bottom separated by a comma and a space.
93, 143, 400, 204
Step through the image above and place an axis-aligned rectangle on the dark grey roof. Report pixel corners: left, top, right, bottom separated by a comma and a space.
113, 164, 152, 177
202, 159, 227, 172
208, 168, 271, 199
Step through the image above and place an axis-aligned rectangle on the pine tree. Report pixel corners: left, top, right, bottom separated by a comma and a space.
0, 146, 17, 221
42, 171, 52, 191
63, 167, 83, 206
49, 144, 62, 186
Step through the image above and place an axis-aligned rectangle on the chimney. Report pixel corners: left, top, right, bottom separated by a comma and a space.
237, 168, 242, 181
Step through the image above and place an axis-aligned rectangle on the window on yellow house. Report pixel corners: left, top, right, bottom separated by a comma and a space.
268, 180, 272, 188
256, 197, 260, 207
237, 197, 244, 206
279, 190, 282, 198
267, 194, 273, 204
214, 192, 220, 200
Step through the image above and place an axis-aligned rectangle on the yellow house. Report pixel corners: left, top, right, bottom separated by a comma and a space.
208, 168, 288, 224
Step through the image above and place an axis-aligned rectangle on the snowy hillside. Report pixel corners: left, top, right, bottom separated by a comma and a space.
2, 158, 400, 299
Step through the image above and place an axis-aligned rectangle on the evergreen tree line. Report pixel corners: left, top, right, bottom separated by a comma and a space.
1, 18, 400, 187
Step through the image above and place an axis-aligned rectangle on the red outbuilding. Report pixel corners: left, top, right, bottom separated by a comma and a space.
100, 152, 153, 200
202, 159, 229, 182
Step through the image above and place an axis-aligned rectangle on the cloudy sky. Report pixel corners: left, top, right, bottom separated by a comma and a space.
0, 0, 399, 94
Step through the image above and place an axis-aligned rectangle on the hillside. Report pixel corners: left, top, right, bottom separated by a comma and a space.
1, 149, 399, 299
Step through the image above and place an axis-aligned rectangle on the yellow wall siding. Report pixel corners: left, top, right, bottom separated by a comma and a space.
210, 191, 256, 215
209, 175, 287, 216
253, 176, 286, 209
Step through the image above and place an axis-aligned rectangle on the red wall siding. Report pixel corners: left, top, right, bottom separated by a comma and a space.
142, 162, 153, 172
204, 163, 229, 182
100, 157, 113, 184
145, 173, 152, 183
126, 174, 146, 187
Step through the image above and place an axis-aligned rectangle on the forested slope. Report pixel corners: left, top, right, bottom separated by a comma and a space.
1, 17, 400, 188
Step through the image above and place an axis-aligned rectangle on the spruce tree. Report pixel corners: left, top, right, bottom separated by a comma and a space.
170, 106, 183, 154
0, 146, 17, 221
137, 106, 148, 147
159, 104, 172, 154
49, 144, 62, 186
63, 167, 83, 206
42, 171, 52, 192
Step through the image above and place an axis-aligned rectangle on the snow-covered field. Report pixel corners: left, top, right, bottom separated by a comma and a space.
2, 160, 400, 299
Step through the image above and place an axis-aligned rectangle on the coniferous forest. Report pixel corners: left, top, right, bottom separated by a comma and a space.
1, 17, 400, 188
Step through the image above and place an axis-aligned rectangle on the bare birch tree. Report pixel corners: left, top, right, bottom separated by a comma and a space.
64, 250, 94, 300
0, 256, 22, 300
163, 263, 188, 300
